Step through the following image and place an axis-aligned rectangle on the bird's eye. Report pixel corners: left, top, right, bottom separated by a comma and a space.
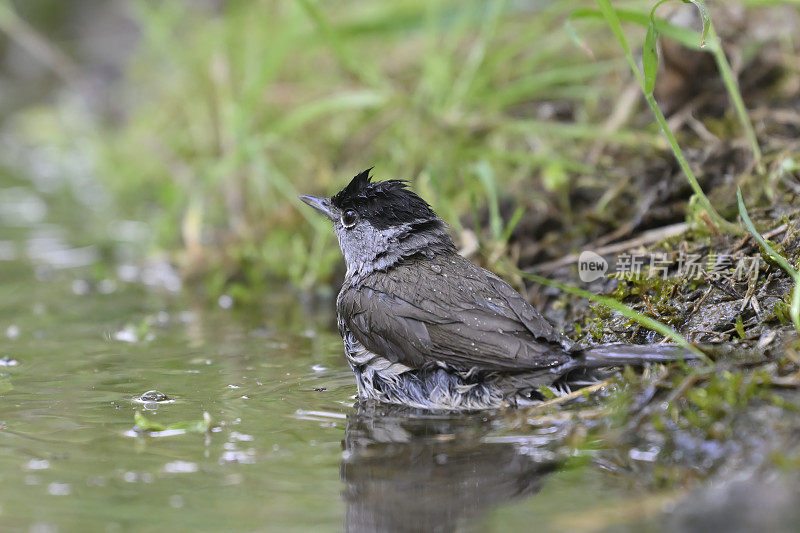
341, 209, 359, 228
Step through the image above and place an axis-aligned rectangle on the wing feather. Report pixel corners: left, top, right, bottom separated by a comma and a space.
338, 254, 573, 372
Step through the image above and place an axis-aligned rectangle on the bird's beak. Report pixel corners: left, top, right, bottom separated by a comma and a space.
299, 195, 335, 221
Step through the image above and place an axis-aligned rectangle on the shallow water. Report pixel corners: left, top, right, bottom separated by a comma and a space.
1, 270, 665, 532
0, 167, 682, 532
24, 156, 800, 532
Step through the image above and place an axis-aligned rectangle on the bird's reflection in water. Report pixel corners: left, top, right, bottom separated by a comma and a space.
341, 402, 572, 532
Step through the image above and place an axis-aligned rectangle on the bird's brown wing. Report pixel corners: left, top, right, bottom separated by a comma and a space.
337, 255, 573, 372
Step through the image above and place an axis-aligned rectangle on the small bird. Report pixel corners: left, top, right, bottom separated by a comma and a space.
301, 169, 693, 410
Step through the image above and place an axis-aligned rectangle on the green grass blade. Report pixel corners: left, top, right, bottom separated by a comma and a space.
474, 161, 503, 240
642, 19, 659, 94
272, 90, 388, 134
295, 0, 383, 88
643, 1, 674, 95
681, 0, 710, 45
737, 187, 800, 332
736, 189, 798, 277
570, 7, 705, 50
447, 0, 506, 109
501, 117, 664, 148
594, 0, 643, 87
707, 22, 763, 172
502, 206, 525, 244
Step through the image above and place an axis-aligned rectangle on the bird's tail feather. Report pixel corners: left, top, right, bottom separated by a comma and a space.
577, 343, 698, 369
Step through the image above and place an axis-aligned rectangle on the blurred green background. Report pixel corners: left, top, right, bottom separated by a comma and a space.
1, 0, 796, 300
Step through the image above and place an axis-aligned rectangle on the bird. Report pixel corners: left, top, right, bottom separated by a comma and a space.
300, 168, 695, 410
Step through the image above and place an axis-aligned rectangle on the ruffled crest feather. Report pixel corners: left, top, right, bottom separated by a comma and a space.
330, 168, 440, 230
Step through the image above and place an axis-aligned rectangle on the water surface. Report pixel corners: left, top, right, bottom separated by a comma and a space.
0, 170, 686, 532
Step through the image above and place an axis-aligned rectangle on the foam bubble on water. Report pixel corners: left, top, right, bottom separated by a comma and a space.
163, 461, 198, 474
47, 482, 71, 496
26, 459, 50, 470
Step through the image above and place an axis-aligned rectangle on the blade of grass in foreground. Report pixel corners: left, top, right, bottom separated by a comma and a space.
521, 271, 708, 362
737, 188, 800, 333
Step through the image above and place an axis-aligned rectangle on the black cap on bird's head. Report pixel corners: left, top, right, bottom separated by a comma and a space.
300, 168, 441, 230
300, 168, 455, 274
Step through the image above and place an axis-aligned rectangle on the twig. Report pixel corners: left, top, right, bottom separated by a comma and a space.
530, 223, 688, 272
527, 380, 611, 411
0, 1, 82, 86
771, 376, 800, 388
664, 371, 702, 407
587, 80, 644, 164
764, 223, 789, 240
690, 285, 714, 315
